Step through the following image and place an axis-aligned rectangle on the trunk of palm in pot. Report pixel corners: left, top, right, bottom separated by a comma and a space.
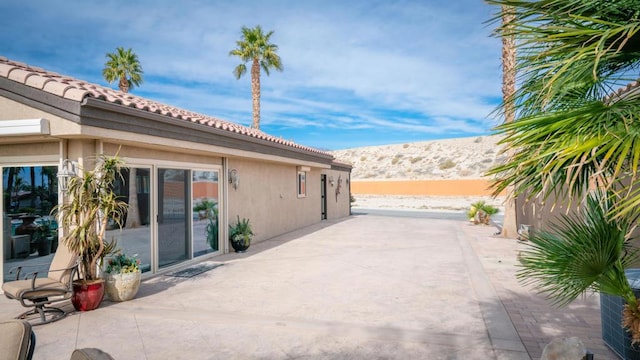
55, 155, 128, 311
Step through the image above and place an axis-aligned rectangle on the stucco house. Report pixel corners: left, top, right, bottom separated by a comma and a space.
0, 56, 351, 284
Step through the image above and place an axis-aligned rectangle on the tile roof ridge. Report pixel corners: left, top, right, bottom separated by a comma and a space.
604, 80, 640, 104
0, 57, 332, 157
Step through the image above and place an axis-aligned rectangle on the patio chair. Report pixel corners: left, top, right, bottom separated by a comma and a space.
2, 243, 78, 325
0, 319, 36, 360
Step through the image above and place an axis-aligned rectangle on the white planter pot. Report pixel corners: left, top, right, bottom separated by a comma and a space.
105, 271, 141, 302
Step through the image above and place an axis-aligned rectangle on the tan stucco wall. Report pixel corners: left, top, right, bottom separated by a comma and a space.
0, 96, 81, 137
322, 169, 351, 219
0, 142, 60, 164
0, 96, 58, 121
227, 158, 323, 243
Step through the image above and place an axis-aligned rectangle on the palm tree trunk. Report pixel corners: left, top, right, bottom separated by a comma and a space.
119, 76, 129, 93
125, 168, 140, 228
29, 167, 36, 208
500, 5, 519, 239
5, 167, 16, 211
251, 58, 261, 129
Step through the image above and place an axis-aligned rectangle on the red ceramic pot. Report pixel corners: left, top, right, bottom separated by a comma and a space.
71, 280, 105, 311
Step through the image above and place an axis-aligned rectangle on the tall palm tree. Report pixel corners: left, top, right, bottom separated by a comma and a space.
229, 25, 283, 129
499, 5, 518, 239
486, 0, 640, 340
102, 47, 143, 93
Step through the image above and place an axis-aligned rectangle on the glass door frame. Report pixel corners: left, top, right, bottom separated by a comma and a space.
149, 161, 223, 274
1, 161, 60, 284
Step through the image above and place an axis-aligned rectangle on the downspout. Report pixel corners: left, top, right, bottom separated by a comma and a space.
221, 157, 229, 254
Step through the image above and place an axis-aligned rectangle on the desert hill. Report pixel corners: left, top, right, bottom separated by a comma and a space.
330, 135, 504, 180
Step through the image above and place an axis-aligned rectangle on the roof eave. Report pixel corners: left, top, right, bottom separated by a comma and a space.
81, 97, 336, 164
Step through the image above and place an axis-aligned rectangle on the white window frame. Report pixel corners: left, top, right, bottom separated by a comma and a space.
297, 171, 306, 198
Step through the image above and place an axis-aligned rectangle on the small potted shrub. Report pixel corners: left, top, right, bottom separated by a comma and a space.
468, 201, 499, 225
229, 216, 253, 253
104, 251, 141, 302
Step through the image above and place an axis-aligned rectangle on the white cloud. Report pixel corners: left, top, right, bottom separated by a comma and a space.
0, 0, 503, 149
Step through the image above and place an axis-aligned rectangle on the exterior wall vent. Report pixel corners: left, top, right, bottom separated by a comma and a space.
0, 119, 49, 136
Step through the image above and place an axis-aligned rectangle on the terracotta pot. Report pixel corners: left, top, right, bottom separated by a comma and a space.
72, 280, 105, 311
105, 271, 141, 302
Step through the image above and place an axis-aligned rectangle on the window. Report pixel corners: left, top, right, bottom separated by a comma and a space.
297, 171, 306, 197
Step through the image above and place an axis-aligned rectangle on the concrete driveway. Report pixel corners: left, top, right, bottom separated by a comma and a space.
0, 213, 611, 359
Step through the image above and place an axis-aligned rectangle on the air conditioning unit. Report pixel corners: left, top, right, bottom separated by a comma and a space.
601, 269, 640, 359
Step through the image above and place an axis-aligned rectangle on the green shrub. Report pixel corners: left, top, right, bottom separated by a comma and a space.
468, 201, 499, 225
439, 159, 456, 170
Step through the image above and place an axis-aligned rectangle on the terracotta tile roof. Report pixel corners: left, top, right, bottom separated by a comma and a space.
604, 80, 640, 103
0, 56, 330, 157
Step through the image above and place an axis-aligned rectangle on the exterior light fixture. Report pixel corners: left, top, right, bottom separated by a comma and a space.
229, 169, 239, 190
57, 159, 77, 192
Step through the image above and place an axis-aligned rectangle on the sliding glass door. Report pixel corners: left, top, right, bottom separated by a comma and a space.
157, 168, 189, 268
110, 167, 152, 273
2, 165, 58, 281
192, 170, 220, 257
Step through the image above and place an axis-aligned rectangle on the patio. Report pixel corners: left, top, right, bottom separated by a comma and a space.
0, 212, 618, 359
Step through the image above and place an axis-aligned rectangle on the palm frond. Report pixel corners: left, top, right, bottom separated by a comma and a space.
517, 191, 638, 306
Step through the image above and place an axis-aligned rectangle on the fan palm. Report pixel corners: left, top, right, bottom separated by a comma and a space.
229, 25, 283, 129
102, 47, 143, 93
486, 0, 640, 212
486, 0, 640, 340
518, 192, 640, 341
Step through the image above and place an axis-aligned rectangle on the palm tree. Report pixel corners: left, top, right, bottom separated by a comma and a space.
499, 4, 518, 239
486, 0, 640, 340
102, 47, 143, 93
229, 25, 283, 129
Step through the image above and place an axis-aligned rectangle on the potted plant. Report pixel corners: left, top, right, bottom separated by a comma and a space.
32, 220, 52, 257
229, 216, 253, 253
56, 155, 128, 311
467, 201, 499, 225
104, 251, 141, 302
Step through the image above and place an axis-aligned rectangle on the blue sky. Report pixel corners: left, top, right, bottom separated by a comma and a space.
0, 1, 503, 150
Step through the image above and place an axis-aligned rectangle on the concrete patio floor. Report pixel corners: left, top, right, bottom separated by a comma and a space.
0, 212, 619, 359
